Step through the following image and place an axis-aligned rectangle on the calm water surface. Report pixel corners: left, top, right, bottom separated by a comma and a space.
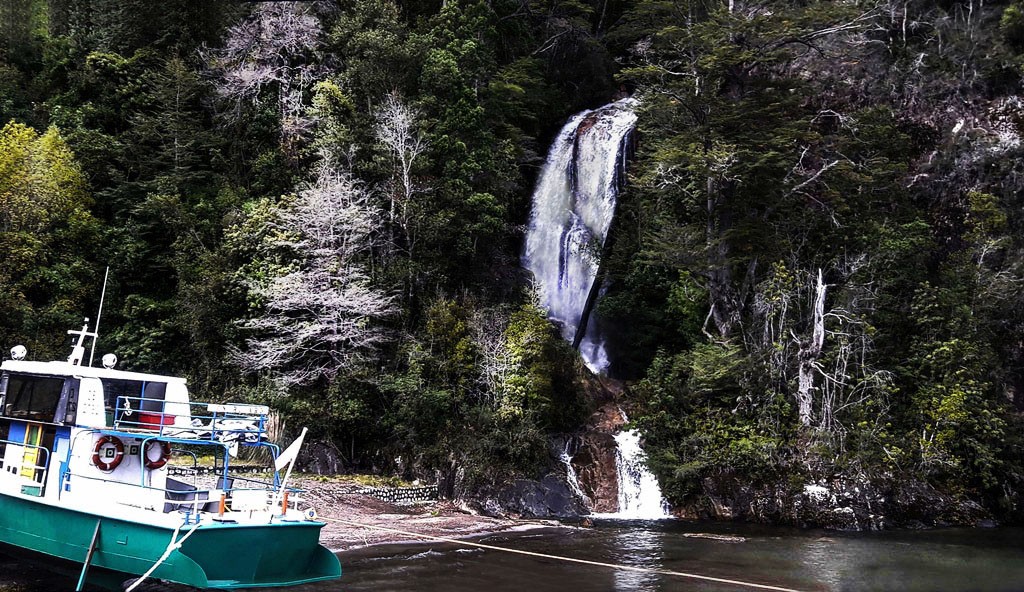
4, 521, 1024, 591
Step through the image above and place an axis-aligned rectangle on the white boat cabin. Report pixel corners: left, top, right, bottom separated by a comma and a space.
0, 334, 308, 526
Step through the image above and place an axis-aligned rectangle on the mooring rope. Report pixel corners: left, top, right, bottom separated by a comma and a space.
124, 519, 202, 592
320, 515, 808, 592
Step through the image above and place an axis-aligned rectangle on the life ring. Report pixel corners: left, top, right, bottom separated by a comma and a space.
144, 440, 172, 470
92, 435, 124, 472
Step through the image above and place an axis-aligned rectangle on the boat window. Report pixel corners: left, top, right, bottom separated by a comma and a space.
140, 382, 166, 411
101, 379, 168, 415
2, 375, 66, 422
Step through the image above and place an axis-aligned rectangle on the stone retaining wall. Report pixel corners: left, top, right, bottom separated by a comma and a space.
338, 484, 439, 505
169, 464, 267, 476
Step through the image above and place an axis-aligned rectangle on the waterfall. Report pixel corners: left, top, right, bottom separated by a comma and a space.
522, 98, 637, 374
609, 428, 671, 519
558, 440, 589, 508
527, 100, 668, 519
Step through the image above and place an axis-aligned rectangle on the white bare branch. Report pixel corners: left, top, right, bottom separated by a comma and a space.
795, 268, 826, 426
233, 161, 396, 387
205, 2, 324, 141
374, 92, 429, 225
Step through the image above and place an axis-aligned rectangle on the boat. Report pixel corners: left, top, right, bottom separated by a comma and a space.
0, 320, 342, 589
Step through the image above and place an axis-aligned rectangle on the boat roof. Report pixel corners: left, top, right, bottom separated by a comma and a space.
0, 359, 187, 384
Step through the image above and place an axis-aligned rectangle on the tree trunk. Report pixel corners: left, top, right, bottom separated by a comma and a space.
705, 174, 740, 339
796, 269, 826, 426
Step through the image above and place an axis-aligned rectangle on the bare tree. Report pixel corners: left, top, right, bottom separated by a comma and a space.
751, 260, 890, 433
468, 305, 513, 410
374, 92, 428, 226
233, 160, 395, 387
205, 2, 324, 142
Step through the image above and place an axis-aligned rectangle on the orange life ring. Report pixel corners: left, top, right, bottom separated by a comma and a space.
92, 435, 124, 472
143, 440, 172, 470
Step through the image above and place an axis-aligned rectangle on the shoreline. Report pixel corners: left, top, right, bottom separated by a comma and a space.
293, 474, 1011, 553
293, 476, 567, 553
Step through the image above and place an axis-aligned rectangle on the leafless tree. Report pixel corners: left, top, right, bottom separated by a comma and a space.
468, 305, 513, 409
204, 2, 324, 143
233, 159, 396, 387
751, 259, 889, 433
374, 92, 429, 226
795, 269, 827, 426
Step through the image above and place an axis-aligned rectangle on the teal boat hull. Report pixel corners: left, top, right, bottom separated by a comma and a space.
0, 493, 341, 589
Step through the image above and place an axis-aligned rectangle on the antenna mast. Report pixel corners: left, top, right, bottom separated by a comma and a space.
89, 266, 110, 367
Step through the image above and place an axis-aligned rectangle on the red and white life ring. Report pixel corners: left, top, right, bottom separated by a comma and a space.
92, 435, 125, 472
143, 440, 172, 470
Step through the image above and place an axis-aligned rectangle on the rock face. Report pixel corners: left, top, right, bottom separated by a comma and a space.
297, 441, 344, 474
571, 402, 626, 513
476, 474, 588, 518
680, 472, 994, 530
471, 398, 629, 518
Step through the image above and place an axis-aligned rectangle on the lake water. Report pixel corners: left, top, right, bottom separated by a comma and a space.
4, 520, 1024, 591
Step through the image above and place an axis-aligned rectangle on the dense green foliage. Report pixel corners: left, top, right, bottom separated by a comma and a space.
1, 0, 1022, 515
614, 0, 1024, 512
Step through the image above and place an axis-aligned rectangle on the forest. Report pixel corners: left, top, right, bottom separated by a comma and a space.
1, 0, 1023, 524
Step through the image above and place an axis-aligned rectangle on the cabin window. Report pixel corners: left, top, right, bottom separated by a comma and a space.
101, 379, 168, 418
2, 374, 67, 422
140, 382, 167, 411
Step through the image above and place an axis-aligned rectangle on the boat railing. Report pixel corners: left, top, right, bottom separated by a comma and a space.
0, 438, 50, 493
64, 467, 307, 518
114, 397, 270, 445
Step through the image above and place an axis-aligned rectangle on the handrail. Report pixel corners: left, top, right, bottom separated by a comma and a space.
60, 428, 289, 510
63, 468, 306, 514
0, 437, 51, 486
171, 448, 199, 488
113, 396, 270, 445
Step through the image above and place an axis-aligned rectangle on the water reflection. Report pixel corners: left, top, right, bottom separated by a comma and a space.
795, 537, 846, 590
792, 529, 1024, 592
611, 525, 664, 591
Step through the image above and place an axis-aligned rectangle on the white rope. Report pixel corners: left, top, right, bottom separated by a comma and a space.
320, 515, 808, 592
124, 520, 202, 592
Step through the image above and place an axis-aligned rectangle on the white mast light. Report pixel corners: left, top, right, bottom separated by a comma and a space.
10, 345, 26, 360
102, 353, 117, 369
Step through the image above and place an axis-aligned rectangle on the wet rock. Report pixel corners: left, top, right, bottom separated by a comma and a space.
475, 473, 587, 518
888, 480, 990, 527
685, 471, 995, 531
571, 402, 625, 513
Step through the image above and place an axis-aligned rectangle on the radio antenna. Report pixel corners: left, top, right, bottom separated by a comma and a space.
89, 266, 110, 367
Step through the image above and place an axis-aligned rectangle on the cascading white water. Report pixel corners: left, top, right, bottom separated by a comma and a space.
609, 428, 671, 519
526, 100, 668, 518
522, 99, 637, 374
559, 440, 589, 507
